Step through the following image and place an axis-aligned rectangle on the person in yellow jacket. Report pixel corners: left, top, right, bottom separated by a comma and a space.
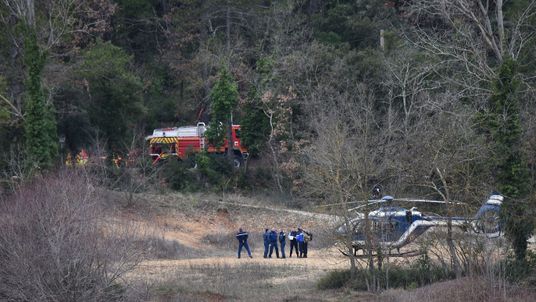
76, 149, 89, 166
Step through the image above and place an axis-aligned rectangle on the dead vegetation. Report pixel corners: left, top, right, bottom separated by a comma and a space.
380, 277, 536, 302
0, 170, 142, 302
1, 175, 535, 301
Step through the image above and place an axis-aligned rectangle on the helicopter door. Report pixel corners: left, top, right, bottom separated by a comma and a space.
405, 210, 412, 223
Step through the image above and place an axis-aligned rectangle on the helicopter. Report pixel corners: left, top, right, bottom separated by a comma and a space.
336, 193, 503, 257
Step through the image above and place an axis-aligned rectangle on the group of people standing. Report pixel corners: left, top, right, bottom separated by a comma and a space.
235, 227, 312, 259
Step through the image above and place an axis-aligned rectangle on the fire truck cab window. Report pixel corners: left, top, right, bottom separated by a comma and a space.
235, 129, 241, 138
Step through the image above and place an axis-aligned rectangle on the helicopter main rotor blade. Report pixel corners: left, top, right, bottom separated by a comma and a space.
348, 200, 389, 212
392, 198, 467, 205
315, 199, 384, 208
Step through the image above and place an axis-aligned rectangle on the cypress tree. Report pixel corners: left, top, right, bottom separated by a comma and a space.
483, 58, 532, 260
241, 99, 270, 157
22, 29, 58, 171
206, 67, 238, 156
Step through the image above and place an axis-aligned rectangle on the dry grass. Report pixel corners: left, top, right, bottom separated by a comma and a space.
380, 277, 536, 302
131, 260, 349, 301
108, 191, 536, 301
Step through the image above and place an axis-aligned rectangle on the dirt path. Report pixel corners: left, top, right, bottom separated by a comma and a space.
215, 200, 338, 221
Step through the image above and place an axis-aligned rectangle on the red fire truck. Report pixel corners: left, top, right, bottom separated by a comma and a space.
146, 122, 248, 167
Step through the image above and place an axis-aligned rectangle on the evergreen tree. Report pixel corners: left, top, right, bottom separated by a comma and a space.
76, 40, 145, 155
481, 58, 533, 261
205, 67, 238, 157
241, 98, 270, 157
23, 29, 58, 171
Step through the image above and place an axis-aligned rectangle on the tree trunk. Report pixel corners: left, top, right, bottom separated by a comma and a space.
227, 114, 233, 160
265, 111, 283, 193
447, 216, 462, 278
344, 215, 357, 280
226, 3, 231, 55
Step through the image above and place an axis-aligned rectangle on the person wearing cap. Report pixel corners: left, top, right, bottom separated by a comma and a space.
236, 228, 252, 258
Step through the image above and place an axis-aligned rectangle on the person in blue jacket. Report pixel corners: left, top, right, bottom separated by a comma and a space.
279, 230, 286, 258
263, 228, 270, 258
236, 228, 252, 258
296, 228, 305, 258
268, 228, 280, 258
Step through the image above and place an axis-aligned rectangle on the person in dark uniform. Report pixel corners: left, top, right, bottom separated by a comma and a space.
279, 230, 286, 258
288, 229, 299, 257
372, 184, 382, 199
263, 228, 270, 258
268, 228, 280, 258
236, 228, 252, 258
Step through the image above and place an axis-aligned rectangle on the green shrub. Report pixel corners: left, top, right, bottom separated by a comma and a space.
235, 166, 273, 191
317, 270, 352, 290
499, 250, 536, 283
380, 257, 454, 290
159, 152, 240, 191
160, 158, 199, 191
317, 255, 455, 291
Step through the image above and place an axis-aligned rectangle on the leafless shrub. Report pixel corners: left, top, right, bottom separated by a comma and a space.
380, 276, 536, 302
0, 169, 142, 302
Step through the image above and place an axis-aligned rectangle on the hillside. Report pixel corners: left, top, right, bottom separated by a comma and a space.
2, 1, 536, 300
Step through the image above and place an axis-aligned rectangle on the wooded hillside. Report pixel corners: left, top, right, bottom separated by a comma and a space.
1, 0, 536, 262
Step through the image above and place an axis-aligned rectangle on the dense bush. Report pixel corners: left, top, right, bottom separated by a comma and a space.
160, 158, 200, 191
160, 153, 255, 192
317, 270, 352, 290
499, 251, 536, 284
317, 255, 455, 291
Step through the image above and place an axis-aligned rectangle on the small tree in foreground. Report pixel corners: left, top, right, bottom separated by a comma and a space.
302, 84, 391, 291
0, 170, 142, 301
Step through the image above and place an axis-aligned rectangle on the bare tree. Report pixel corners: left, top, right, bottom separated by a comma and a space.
406, 0, 536, 97
405, 92, 492, 277
302, 83, 396, 290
